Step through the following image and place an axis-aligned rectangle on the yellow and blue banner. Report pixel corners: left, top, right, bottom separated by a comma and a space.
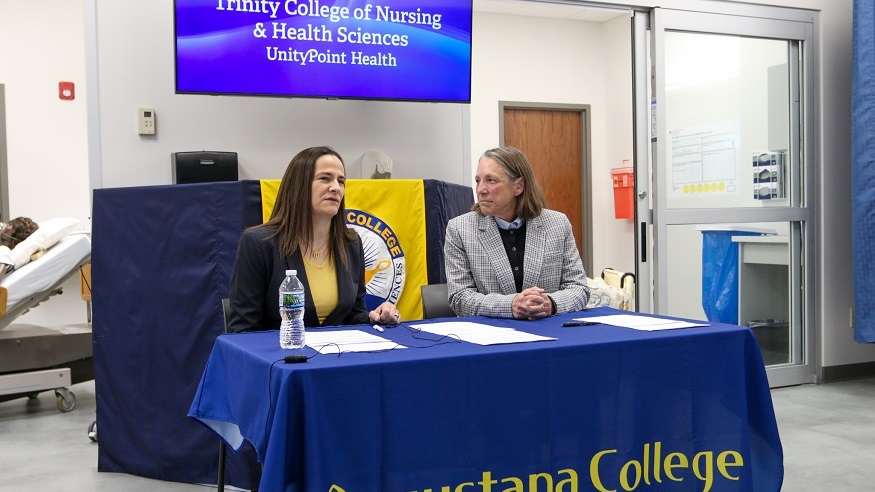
261, 179, 428, 320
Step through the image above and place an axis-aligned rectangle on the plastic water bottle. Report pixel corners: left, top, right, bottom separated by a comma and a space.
279, 269, 306, 349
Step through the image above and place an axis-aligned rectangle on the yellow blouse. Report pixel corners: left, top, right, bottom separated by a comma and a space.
303, 255, 338, 324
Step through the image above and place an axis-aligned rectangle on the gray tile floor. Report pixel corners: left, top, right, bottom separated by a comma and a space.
771, 377, 875, 491
1, 377, 874, 491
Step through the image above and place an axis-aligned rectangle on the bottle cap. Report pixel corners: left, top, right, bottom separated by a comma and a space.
286, 269, 296, 276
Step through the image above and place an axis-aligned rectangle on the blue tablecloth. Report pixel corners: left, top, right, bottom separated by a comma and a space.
189, 307, 783, 492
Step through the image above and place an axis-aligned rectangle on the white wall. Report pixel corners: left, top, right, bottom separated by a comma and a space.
599, 14, 638, 275
0, 1, 90, 223
807, 0, 868, 367
2, 0, 872, 371
469, 10, 636, 278
1, 0, 91, 326
89, 0, 469, 188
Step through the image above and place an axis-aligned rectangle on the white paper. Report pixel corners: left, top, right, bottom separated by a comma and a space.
575, 314, 708, 331
408, 321, 556, 345
305, 329, 405, 354
668, 120, 740, 198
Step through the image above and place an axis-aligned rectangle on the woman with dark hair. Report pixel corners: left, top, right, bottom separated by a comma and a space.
228, 146, 400, 333
444, 146, 589, 319
0, 217, 40, 281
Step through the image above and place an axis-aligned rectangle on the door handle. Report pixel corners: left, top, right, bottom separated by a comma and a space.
640, 222, 647, 263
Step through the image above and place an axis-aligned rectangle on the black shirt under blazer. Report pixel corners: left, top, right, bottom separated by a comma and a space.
228, 226, 370, 333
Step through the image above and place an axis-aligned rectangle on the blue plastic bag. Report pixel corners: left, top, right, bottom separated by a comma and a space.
700, 230, 760, 324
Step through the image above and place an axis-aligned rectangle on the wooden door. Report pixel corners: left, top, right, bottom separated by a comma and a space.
503, 106, 591, 275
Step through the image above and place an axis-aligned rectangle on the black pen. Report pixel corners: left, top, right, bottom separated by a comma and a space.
562, 321, 599, 327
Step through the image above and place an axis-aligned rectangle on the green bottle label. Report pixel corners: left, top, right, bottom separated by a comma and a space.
281, 292, 305, 309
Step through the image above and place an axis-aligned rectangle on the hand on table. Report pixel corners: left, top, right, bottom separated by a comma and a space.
369, 301, 401, 325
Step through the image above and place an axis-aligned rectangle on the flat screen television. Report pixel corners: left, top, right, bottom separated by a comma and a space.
174, 0, 473, 103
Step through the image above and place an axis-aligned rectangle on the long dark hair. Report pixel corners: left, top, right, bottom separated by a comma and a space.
258, 146, 357, 267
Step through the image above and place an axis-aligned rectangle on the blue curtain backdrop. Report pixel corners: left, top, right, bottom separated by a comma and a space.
854, 0, 875, 343
93, 181, 264, 489
92, 179, 472, 488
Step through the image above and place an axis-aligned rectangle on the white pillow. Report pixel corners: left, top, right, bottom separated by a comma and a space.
0, 245, 12, 268
7, 218, 80, 269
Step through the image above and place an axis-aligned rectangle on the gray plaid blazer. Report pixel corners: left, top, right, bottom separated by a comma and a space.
444, 209, 589, 318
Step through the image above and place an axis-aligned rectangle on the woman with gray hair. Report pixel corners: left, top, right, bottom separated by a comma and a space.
444, 146, 589, 319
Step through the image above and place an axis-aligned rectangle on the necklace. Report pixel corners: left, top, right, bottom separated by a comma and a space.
309, 242, 328, 259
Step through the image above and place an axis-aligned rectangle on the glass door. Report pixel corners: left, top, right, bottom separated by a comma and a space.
634, 7, 818, 386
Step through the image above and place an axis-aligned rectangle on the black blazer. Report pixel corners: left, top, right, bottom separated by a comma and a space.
228, 226, 370, 333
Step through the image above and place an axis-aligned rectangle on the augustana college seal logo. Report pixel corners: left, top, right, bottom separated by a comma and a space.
345, 209, 405, 309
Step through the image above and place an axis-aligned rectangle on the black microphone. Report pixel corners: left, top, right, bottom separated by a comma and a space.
284, 355, 308, 364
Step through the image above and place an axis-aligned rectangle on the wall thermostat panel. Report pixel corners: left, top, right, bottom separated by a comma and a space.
138, 107, 155, 135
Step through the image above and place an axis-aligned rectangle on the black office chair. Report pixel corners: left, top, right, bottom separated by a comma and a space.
221, 298, 232, 330
420, 283, 456, 319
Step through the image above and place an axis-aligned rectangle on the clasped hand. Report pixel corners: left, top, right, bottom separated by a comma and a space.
512, 287, 553, 320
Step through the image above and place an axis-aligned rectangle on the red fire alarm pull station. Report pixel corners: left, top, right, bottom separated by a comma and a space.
59, 81, 75, 100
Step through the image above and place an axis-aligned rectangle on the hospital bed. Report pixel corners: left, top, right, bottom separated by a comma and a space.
0, 229, 92, 412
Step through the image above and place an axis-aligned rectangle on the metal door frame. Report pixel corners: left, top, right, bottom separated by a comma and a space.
633, 6, 819, 386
